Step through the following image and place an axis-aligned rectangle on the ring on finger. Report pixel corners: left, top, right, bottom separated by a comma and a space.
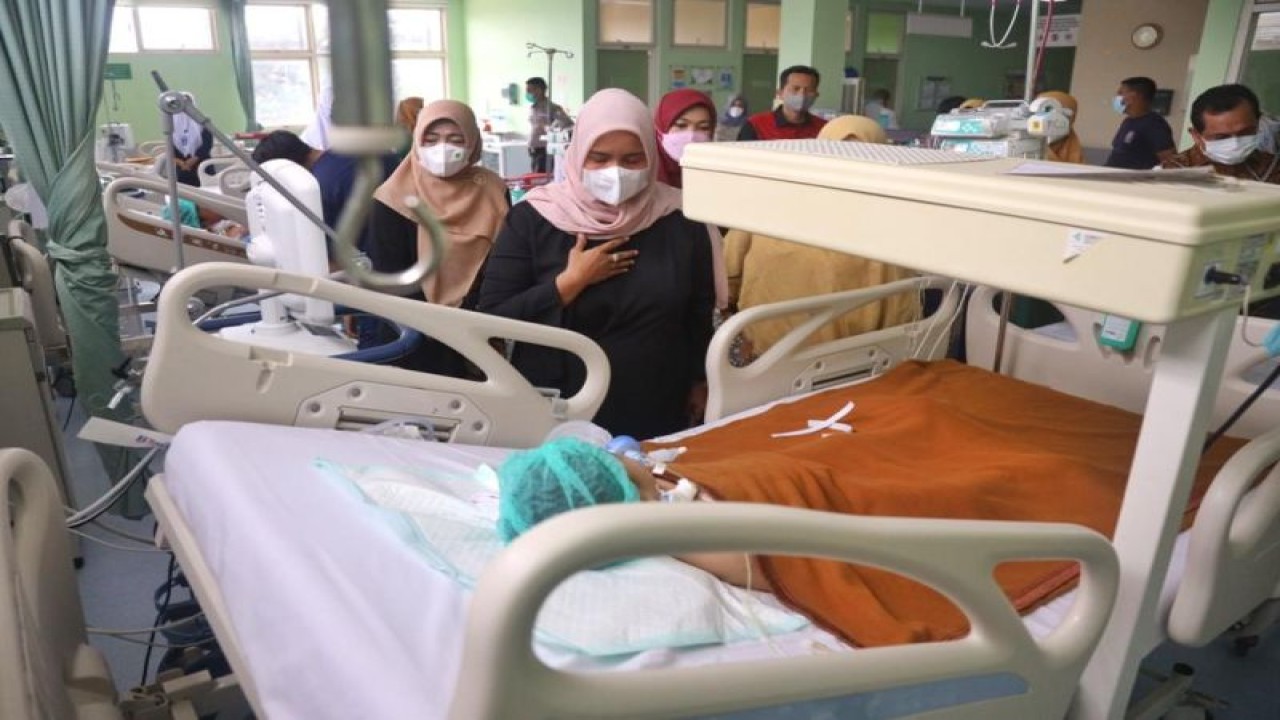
609, 253, 619, 264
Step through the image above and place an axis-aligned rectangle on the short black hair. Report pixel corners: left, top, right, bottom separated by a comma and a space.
251, 130, 312, 166
1190, 84, 1261, 133
526, 77, 547, 91
937, 95, 967, 114
1120, 76, 1157, 102
778, 65, 820, 89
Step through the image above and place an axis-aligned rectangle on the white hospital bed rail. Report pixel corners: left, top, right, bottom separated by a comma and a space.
706, 275, 958, 421
142, 262, 611, 448
454, 503, 1120, 720
103, 175, 249, 274
966, 286, 1280, 439
0, 448, 120, 720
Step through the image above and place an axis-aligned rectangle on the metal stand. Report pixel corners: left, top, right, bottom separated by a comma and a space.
525, 43, 575, 107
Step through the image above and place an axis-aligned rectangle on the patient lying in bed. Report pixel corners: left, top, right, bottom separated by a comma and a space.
496, 436, 769, 591
497, 359, 1246, 648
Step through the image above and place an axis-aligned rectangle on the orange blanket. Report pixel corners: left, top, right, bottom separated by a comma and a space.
655, 360, 1245, 647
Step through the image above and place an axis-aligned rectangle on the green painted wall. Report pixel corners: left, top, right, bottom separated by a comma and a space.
846, 1, 1079, 132
1243, 50, 1280, 115
464, 0, 587, 136
447, 0, 468, 100
776, 0, 845, 107
655, 0, 748, 111
1187, 0, 1250, 143
97, 6, 243, 145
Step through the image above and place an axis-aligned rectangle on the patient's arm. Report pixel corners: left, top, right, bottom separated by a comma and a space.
620, 457, 773, 592
677, 551, 773, 592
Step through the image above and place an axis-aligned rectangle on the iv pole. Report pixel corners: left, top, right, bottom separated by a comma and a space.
525, 43, 575, 106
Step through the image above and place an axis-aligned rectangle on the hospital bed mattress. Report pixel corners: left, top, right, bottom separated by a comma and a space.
159, 417, 1190, 720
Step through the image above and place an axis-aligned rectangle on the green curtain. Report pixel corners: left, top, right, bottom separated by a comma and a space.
0, 0, 143, 511
223, 0, 259, 131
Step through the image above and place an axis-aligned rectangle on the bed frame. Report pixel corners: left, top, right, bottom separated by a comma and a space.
965, 286, 1280, 439
680, 139, 1280, 720
102, 175, 249, 275
142, 263, 612, 448
0, 448, 120, 720
706, 275, 959, 421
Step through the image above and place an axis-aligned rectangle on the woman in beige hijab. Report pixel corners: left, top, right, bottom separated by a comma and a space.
369, 99, 509, 374
724, 115, 921, 361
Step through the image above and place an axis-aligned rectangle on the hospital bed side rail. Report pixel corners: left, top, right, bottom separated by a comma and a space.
103, 176, 249, 274
141, 262, 610, 448
453, 503, 1120, 720
1170, 425, 1280, 646
706, 276, 959, 421
966, 285, 1280, 439
0, 448, 121, 720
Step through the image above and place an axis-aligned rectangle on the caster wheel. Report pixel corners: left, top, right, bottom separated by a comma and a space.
52, 371, 76, 399
1232, 635, 1258, 657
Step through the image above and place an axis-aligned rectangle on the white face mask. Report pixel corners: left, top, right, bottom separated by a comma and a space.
782, 93, 815, 113
727, 106, 744, 118
417, 142, 469, 177
582, 165, 649, 206
1202, 134, 1259, 166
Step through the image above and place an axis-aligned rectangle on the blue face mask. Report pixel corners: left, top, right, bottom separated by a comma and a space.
1112, 95, 1127, 115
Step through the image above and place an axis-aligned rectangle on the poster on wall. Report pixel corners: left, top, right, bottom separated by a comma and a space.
1035, 14, 1081, 48
670, 65, 734, 91
671, 66, 689, 89
917, 76, 951, 111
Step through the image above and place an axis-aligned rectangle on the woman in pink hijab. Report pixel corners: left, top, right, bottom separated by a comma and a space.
478, 88, 715, 438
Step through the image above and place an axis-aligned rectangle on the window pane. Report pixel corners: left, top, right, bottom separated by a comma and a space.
246, 5, 309, 51
388, 8, 444, 52
392, 58, 447, 105
599, 0, 652, 45
313, 4, 330, 54
252, 59, 315, 127
138, 7, 215, 51
109, 7, 139, 53
1251, 11, 1280, 50
673, 0, 725, 47
866, 12, 904, 55
745, 3, 780, 50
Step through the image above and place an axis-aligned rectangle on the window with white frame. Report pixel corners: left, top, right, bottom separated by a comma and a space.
246, 2, 448, 128
109, 3, 218, 53
745, 2, 779, 51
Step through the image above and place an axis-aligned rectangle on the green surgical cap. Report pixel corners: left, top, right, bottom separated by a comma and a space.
496, 437, 639, 544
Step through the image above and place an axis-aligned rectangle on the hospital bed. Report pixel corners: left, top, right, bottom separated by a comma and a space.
102, 175, 248, 275
139, 262, 1273, 720
679, 140, 1280, 719
11, 143, 1280, 718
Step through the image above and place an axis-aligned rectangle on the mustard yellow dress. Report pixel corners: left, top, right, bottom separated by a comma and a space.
724, 230, 921, 357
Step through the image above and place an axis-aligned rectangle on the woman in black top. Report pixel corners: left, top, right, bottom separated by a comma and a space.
478, 89, 714, 439
368, 99, 509, 374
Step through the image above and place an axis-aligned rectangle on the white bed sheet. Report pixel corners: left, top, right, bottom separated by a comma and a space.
162, 418, 1189, 720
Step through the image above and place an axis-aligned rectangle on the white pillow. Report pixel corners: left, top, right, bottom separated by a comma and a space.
316, 459, 809, 657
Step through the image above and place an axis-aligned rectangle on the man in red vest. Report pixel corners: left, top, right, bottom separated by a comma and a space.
737, 65, 826, 141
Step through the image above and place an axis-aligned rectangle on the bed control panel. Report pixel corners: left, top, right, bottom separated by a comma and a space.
681, 141, 1280, 324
